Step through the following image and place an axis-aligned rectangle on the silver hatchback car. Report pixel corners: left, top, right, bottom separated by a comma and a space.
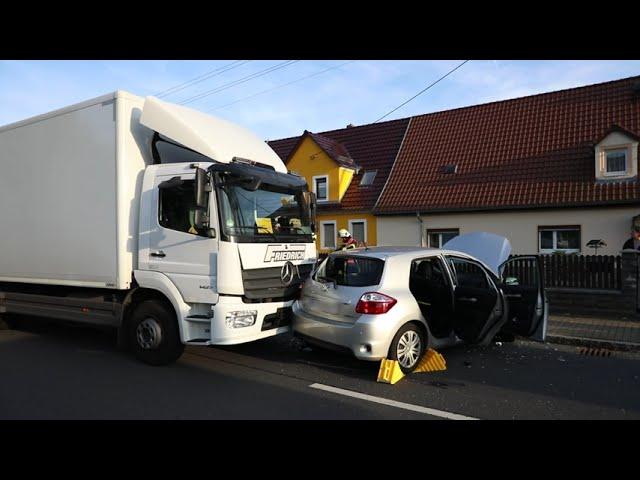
292, 232, 547, 373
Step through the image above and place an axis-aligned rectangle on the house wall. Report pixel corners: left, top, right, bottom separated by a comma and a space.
317, 212, 377, 254
377, 206, 640, 255
286, 136, 353, 202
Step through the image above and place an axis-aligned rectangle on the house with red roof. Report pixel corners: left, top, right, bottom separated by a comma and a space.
269, 75, 640, 256
268, 119, 410, 253
372, 75, 640, 255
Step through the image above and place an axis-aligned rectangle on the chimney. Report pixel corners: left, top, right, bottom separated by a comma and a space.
346, 123, 355, 128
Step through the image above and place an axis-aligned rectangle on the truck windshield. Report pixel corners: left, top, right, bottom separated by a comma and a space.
217, 182, 313, 243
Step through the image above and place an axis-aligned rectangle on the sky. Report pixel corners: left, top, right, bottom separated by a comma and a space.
1, 60, 639, 141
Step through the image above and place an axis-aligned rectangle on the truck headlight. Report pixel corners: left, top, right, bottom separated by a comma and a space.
225, 310, 257, 329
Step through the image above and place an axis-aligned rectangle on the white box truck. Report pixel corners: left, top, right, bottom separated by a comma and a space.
0, 91, 317, 364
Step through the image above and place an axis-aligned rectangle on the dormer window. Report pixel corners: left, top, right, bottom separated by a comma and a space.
605, 148, 627, 175
360, 170, 377, 186
594, 128, 638, 181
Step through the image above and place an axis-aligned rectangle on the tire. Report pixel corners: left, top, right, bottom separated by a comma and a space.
127, 300, 185, 366
388, 323, 426, 374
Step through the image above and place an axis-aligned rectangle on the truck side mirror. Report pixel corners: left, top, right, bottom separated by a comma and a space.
303, 191, 317, 233
194, 167, 210, 230
195, 167, 208, 208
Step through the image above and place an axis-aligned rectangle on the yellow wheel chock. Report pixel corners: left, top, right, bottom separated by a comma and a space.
377, 349, 446, 385
377, 358, 405, 384
413, 348, 446, 373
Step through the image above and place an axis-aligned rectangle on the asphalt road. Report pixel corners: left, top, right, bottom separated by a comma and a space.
1, 317, 639, 420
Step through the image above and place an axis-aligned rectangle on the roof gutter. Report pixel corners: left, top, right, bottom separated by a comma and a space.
373, 199, 640, 216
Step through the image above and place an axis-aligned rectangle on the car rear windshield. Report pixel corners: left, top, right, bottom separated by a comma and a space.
320, 255, 385, 287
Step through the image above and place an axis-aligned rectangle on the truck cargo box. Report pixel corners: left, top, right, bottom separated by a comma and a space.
0, 91, 152, 289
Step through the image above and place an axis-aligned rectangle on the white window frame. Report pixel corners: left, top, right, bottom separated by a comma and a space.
348, 218, 368, 244
538, 226, 581, 254
312, 175, 329, 202
320, 220, 337, 250
603, 147, 628, 176
427, 229, 460, 248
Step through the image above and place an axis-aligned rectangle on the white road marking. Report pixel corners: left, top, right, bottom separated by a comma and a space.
309, 383, 479, 420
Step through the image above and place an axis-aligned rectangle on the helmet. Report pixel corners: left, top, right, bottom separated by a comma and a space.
338, 229, 351, 238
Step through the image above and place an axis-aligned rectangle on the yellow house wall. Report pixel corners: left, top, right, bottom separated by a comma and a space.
286, 136, 371, 253
286, 136, 353, 202
317, 212, 377, 253
338, 167, 354, 201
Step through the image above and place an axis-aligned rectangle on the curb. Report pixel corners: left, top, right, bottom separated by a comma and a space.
546, 334, 640, 352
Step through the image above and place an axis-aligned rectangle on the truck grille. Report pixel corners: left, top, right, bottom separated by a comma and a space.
242, 263, 314, 301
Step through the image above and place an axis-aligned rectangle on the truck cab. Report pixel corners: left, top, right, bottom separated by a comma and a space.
135, 96, 317, 352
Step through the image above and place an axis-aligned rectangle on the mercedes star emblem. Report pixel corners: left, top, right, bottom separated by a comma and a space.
280, 261, 295, 286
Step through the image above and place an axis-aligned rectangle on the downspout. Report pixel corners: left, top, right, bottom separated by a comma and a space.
416, 212, 426, 247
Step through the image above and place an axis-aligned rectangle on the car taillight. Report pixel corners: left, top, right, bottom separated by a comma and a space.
355, 292, 397, 314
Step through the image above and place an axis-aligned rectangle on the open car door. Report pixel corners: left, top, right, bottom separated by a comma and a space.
498, 256, 548, 341
445, 255, 505, 346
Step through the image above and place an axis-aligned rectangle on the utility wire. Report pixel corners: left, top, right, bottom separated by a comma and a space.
179, 60, 300, 106
208, 60, 356, 112
374, 60, 470, 123
154, 60, 251, 99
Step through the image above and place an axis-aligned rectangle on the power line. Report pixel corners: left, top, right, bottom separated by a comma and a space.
179, 60, 301, 106
154, 60, 251, 99
208, 60, 356, 112
374, 60, 470, 123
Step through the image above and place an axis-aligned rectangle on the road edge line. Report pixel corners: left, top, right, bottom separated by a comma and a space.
309, 383, 479, 420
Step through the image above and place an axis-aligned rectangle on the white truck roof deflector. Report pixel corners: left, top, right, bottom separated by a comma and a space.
443, 231, 512, 276
140, 96, 287, 173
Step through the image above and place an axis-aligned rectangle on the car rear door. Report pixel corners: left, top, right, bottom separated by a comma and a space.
445, 255, 505, 345
498, 256, 548, 341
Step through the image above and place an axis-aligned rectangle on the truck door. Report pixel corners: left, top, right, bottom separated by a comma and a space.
498, 256, 548, 341
145, 172, 218, 303
445, 255, 504, 344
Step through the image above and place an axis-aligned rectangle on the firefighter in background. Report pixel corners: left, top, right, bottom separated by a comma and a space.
623, 214, 640, 250
336, 229, 358, 251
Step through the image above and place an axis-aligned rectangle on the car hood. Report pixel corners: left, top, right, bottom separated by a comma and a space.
442, 232, 511, 276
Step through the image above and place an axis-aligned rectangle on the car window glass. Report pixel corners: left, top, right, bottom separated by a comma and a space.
410, 258, 447, 287
448, 257, 489, 289
323, 256, 384, 287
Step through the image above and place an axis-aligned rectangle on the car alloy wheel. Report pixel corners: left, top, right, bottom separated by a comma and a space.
396, 330, 422, 369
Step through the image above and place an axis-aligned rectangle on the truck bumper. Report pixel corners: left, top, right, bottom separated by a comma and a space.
207, 296, 293, 345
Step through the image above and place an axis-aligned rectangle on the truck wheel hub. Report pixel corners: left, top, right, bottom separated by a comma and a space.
136, 318, 162, 350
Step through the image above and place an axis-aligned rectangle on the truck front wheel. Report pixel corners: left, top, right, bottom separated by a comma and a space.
128, 300, 184, 366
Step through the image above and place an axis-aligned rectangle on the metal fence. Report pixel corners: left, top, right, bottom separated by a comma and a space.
515, 254, 622, 290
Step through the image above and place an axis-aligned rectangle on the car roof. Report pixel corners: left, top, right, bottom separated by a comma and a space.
329, 246, 475, 262
329, 246, 501, 281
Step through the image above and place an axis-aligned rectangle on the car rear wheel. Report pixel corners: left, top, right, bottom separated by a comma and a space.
388, 323, 426, 373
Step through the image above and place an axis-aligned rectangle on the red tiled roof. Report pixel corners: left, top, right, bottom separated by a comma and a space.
268, 119, 410, 211
308, 132, 358, 169
375, 75, 640, 214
